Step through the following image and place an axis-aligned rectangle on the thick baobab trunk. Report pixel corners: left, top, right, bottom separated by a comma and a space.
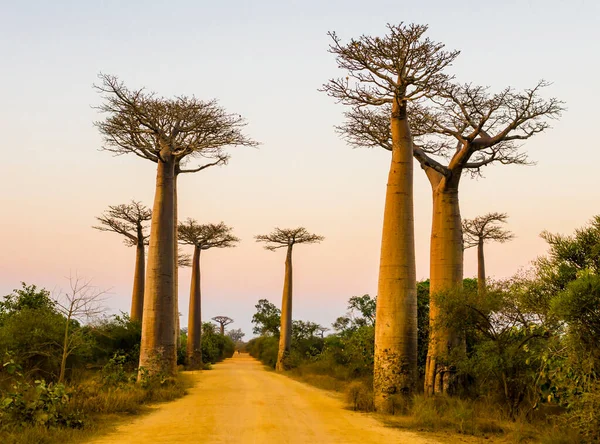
477, 239, 486, 294
187, 246, 202, 369
425, 184, 464, 395
139, 156, 177, 376
276, 245, 293, 372
130, 242, 145, 322
373, 104, 417, 412
219, 324, 225, 336
174, 176, 180, 349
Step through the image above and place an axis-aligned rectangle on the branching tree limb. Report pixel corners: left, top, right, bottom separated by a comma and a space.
255, 227, 324, 251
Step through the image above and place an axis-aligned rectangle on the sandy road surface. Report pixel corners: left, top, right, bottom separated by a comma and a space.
89, 354, 439, 444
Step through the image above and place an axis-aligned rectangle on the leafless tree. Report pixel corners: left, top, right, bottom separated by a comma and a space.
211, 316, 234, 336
94, 74, 258, 375
54, 273, 107, 382
178, 220, 239, 368
338, 79, 563, 396
93, 201, 151, 322
463, 212, 515, 293
322, 22, 459, 407
256, 228, 324, 371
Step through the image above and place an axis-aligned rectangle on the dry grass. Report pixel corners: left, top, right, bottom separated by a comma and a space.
288, 366, 582, 444
0, 373, 193, 444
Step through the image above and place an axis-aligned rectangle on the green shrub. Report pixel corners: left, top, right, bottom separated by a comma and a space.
247, 336, 278, 367
0, 379, 84, 429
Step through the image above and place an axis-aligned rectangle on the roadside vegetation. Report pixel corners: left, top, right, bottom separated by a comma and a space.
248, 216, 600, 443
0, 283, 234, 444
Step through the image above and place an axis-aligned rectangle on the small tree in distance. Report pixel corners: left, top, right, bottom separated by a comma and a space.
212, 316, 234, 336
93, 201, 151, 322
463, 212, 515, 293
255, 227, 324, 371
227, 328, 245, 344
178, 220, 239, 368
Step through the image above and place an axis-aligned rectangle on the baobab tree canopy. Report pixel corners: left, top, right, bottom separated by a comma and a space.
321, 23, 459, 107
255, 227, 324, 250
463, 212, 515, 249
212, 316, 234, 335
338, 81, 564, 181
94, 74, 259, 167
414, 81, 565, 182
178, 220, 240, 250
93, 201, 152, 247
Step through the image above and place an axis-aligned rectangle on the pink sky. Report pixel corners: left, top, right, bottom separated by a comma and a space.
1, 0, 598, 336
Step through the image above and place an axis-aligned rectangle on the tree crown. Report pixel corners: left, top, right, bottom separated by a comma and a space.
322, 23, 459, 107
212, 316, 234, 327
178, 219, 239, 250
255, 227, 324, 251
94, 74, 259, 171
93, 200, 152, 246
463, 212, 515, 249
337, 80, 564, 184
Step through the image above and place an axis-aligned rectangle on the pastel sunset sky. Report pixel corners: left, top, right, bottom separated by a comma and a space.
1, 0, 598, 337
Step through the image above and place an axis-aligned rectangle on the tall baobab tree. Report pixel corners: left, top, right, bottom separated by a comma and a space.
94, 74, 257, 375
178, 220, 239, 368
255, 228, 324, 372
93, 201, 151, 322
417, 81, 563, 395
339, 81, 563, 395
463, 212, 514, 294
212, 316, 234, 335
322, 23, 459, 409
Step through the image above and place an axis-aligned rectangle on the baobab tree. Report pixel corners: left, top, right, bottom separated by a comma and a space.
212, 316, 234, 336
322, 23, 459, 409
93, 201, 151, 322
255, 228, 324, 371
178, 219, 239, 368
94, 74, 257, 375
339, 81, 563, 395
463, 212, 514, 293
417, 81, 562, 395
317, 326, 329, 339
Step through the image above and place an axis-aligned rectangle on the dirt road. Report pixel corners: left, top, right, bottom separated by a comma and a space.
89, 354, 439, 444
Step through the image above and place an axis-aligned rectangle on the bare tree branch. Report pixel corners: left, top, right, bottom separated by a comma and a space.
94, 73, 259, 165
321, 23, 460, 108
93, 200, 152, 247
